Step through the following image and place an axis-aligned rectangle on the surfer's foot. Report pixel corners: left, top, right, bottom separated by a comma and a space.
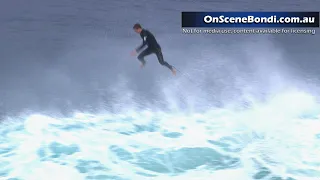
140, 62, 145, 68
171, 68, 176, 75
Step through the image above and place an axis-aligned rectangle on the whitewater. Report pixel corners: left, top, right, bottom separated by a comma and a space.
1, 49, 320, 179
1, 89, 320, 180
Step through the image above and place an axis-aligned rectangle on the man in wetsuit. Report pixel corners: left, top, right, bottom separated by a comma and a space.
131, 23, 176, 75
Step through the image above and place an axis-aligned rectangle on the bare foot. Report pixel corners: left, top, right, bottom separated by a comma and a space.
171, 68, 176, 75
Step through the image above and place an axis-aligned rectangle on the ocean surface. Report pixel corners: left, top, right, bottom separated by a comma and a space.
0, 0, 320, 179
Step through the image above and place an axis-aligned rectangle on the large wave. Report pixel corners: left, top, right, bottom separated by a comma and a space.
1, 36, 319, 180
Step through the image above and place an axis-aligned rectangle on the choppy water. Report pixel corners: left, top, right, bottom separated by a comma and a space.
1, 0, 320, 179
1, 75, 320, 180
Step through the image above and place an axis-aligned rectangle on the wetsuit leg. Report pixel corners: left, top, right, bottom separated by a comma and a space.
137, 48, 154, 65
155, 48, 173, 70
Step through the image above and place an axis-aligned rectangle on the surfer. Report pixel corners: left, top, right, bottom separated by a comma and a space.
131, 23, 176, 75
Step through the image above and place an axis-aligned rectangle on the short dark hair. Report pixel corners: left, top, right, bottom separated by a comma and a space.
133, 23, 142, 29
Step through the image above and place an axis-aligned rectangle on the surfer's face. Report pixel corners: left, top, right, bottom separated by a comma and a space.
134, 28, 142, 34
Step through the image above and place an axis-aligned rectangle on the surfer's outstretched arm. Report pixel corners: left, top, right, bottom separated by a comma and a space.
135, 38, 147, 52
135, 28, 149, 52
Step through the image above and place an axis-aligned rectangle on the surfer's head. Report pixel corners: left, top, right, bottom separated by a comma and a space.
133, 23, 142, 33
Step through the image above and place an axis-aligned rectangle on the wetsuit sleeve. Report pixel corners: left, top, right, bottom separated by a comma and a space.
135, 32, 148, 52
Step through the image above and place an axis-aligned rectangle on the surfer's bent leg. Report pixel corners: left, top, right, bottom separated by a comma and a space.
137, 48, 153, 65
155, 48, 173, 70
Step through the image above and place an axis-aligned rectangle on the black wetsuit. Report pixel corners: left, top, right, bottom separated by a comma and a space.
136, 29, 173, 70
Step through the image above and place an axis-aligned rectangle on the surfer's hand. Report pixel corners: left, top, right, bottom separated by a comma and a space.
131, 50, 137, 56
